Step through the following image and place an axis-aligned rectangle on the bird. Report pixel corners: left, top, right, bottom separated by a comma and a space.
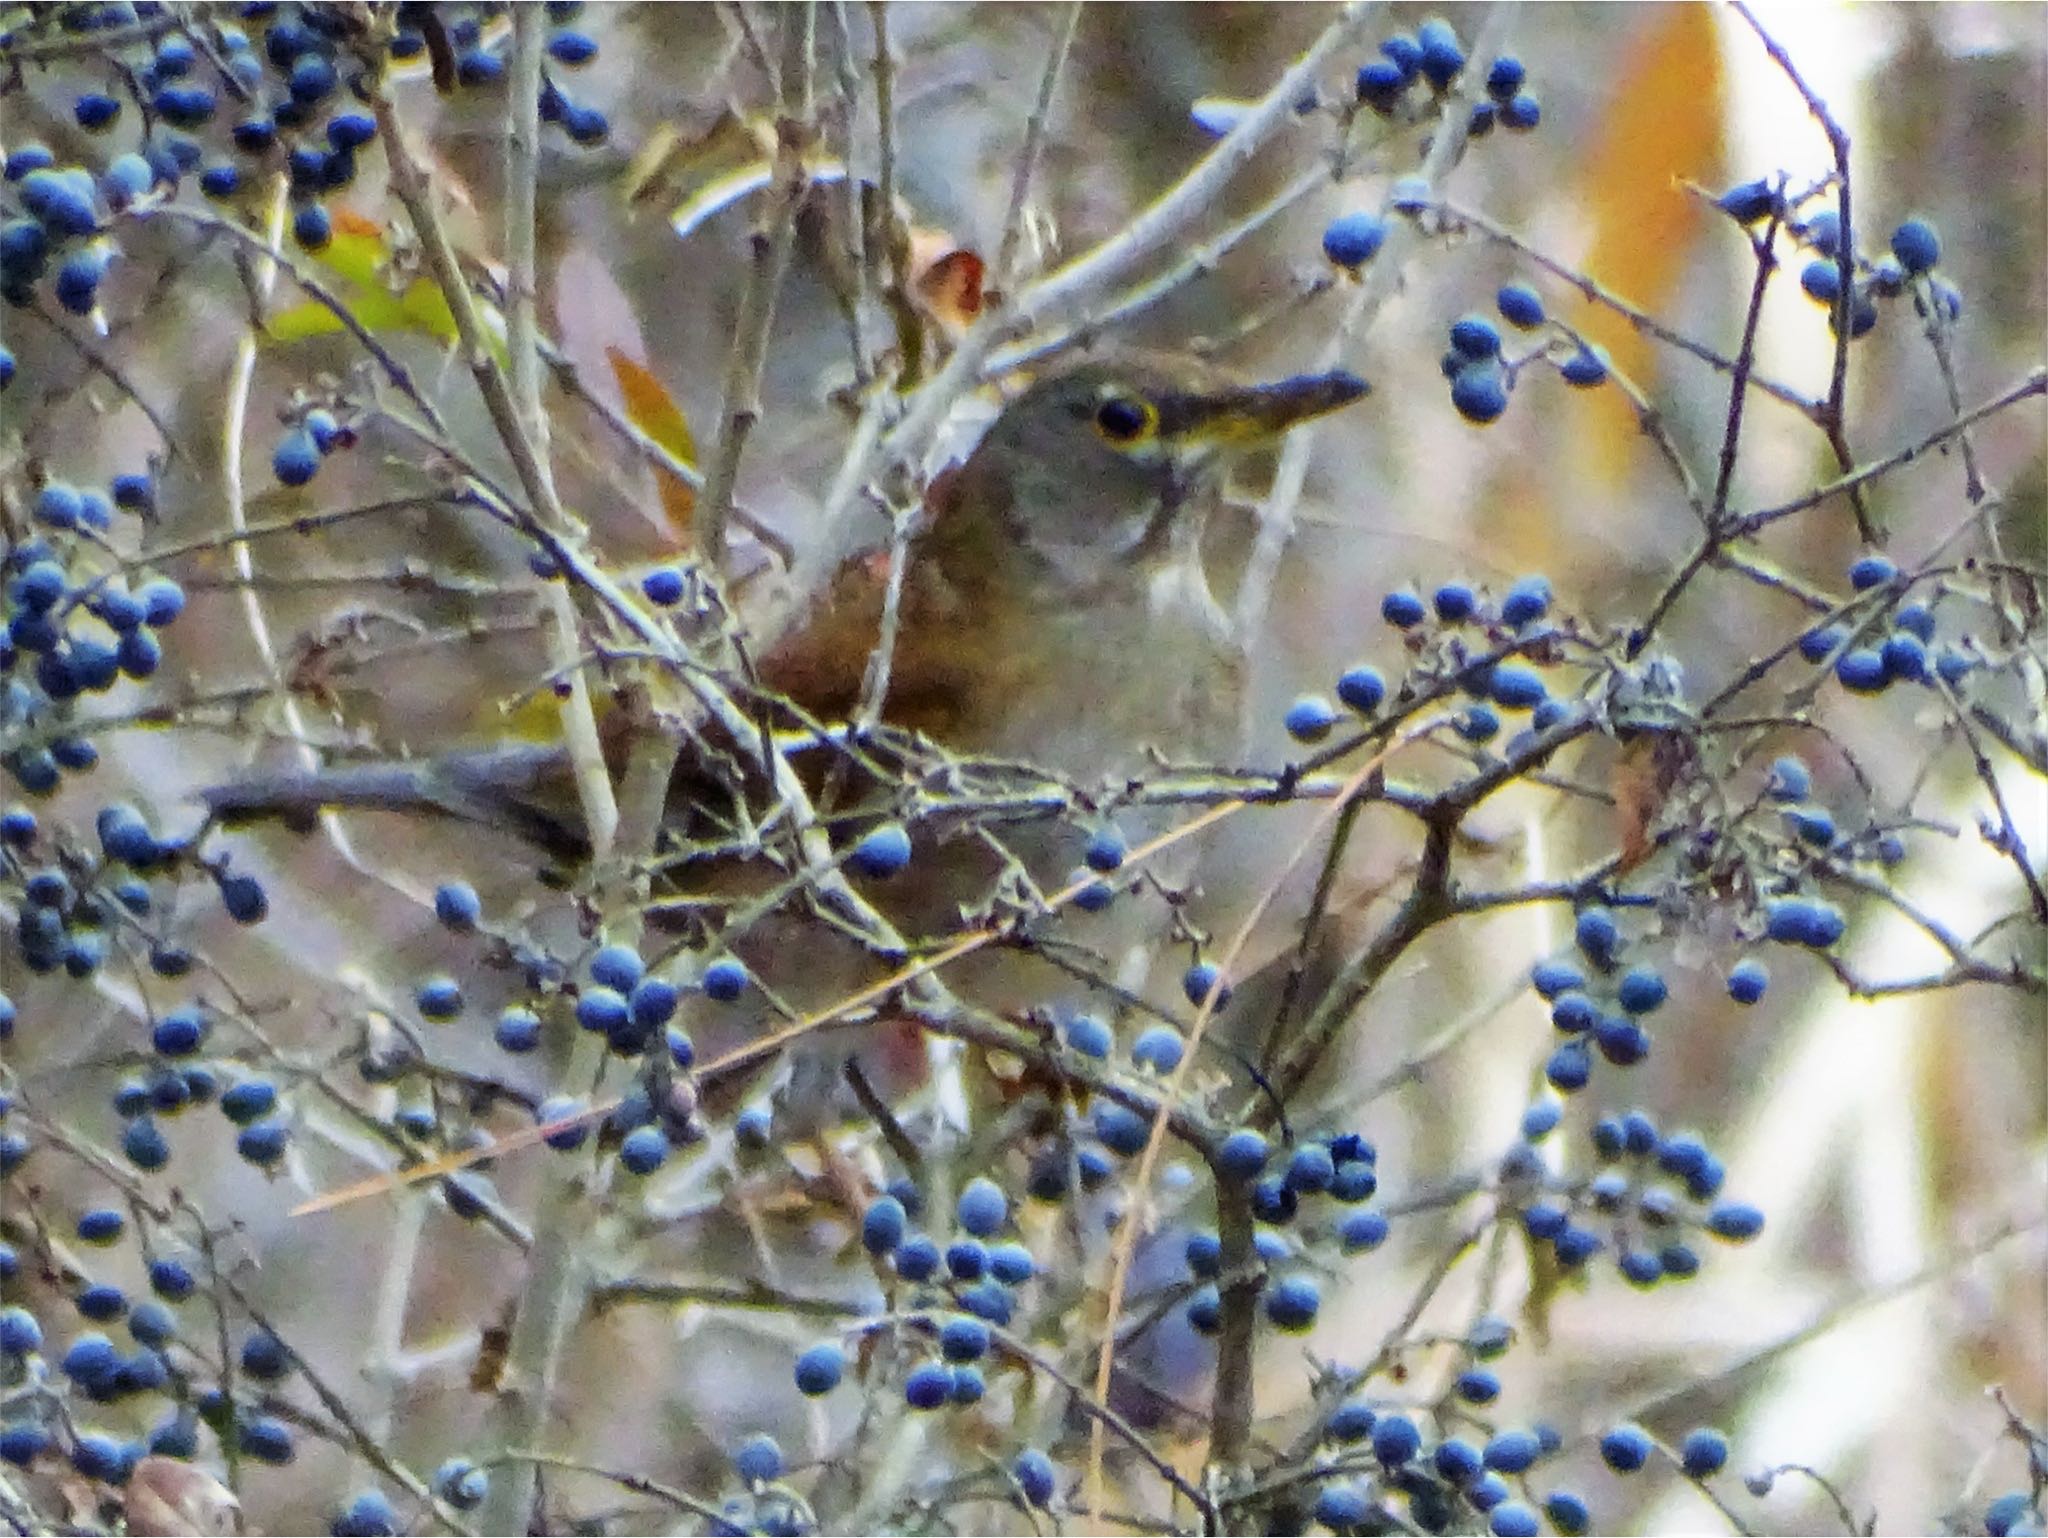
200, 349, 1368, 1129
201, 350, 1370, 861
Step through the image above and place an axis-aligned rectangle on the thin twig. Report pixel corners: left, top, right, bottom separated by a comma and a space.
992, 1, 1084, 291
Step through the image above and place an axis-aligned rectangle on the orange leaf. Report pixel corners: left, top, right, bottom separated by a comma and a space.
605, 347, 697, 536
913, 248, 986, 336
1571, 3, 1727, 486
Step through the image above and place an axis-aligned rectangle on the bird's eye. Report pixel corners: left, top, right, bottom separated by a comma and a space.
1093, 395, 1155, 443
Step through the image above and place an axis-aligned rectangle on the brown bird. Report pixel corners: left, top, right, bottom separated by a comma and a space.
201, 351, 1369, 858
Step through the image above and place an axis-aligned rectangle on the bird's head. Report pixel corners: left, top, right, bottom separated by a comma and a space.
934, 352, 1370, 593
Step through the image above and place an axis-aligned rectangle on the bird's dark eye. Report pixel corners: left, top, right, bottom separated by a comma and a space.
1093, 395, 1154, 443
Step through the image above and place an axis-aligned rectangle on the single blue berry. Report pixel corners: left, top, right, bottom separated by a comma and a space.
1705, 1200, 1764, 1240
273, 429, 320, 487
415, 976, 463, 1021
1415, 18, 1465, 87
1599, 1424, 1653, 1473
433, 881, 482, 931
640, 566, 685, 605
1371, 1412, 1421, 1466
1726, 958, 1768, 1004
1335, 664, 1386, 712
1338, 1210, 1390, 1253
1315, 1482, 1371, 1529
1382, 588, 1427, 627
1216, 1128, 1269, 1180
1183, 960, 1231, 1008
861, 1194, 907, 1254
1679, 1426, 1728, 1477
1450, 314, 1502, 360
1284, 693, 1338, 742
939, 1314, 990, 1362
1888, 218, 1939, 276
1063, 1012, 1112, 1057
618, 1125, 669, 1175
904, 1361, 952, 1409
1451, 362, 1510, 423
1322, 212, 1388, 268
1131, 1025, 1185, 1073
955, 1177, 1008, 1237
850, 821, 912, 878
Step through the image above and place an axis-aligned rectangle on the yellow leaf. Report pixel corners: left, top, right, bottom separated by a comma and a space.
1571, 3, 1727, 486
605, 347, 697, 536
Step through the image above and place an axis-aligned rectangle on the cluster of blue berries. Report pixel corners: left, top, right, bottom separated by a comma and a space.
853, 1176, 1043, 1414
1354, 22, 1540, 136
1, 2, 608, 343
1509, 1094, 1764, 1287
1369, 570, 1585, 751
1434, 285, 1608, 426
1716, 179, 1960, 338
1798, 551, 1976, 698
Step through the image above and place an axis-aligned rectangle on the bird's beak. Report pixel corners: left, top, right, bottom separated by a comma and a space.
1155, 368, 1370, 450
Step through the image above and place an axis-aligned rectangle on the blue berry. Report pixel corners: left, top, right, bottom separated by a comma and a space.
939, 1314, 990, 1362
1615, 965, 1667, 1015
1327, 1399, 1376, 1443
236, 1121, 289, 1166
1599, 1424, 1653, 1472
1093, 1103, 1148, 1156
1888, 218, 1939, 275
893, 1233, 940, 1281
1985, 1494, 2045, 1537
1499, 574, 1553, 626
240, 1329, 291, 1380
1131, 1025, 1185, 1073
332, 1490, 399, 1537
1371, 1411, 1421, 1466
732, 1433, 783, 1484
152, 1005, 208, 1056
1558, 345, 1609, 387
589, 943, 643, 990
1545, 1039, 1592, 1092
1285, 1141, 1335, 1194
904, 1361, 952, 1409
433, 881, 482, 931
0, 1308, 41, 1356
1485, 54, 1527, 100
690, 954, 743, 1003
1763, 895, 1844, 948
1501, 93, 1540, 130
1415, 18, 1465, 86
1338, 1210, 1390, 1253
1490, 1500, 1540, 1537
849, 821, 912, 878
955, 1177, 1008, 1237
1322, 212, 1388, 268
415, 976, 463, 1021
1382, 588, 1427, 627
123, 1118, 171, 1170
1315, 1483, 1370, 1529
273, 429, 321, 487
987, 1242, 1034, 1284
1532, 959, 1585, 998
1800, 258, 1842, 304
561, 105, 610, 146
1458, 1369, 1504, 1407
618, 1125, 669, 1175
1847, 553, 1897, 590
1355, 59, 1409, 111
1432, 581, 1478, 622
1063, 1012, 1112, 1057
641, 566, 685, 605
1335, 664, 1386, 712
435, 1459, 489, 1510
1450, 314, 1503, 360
1679, 1426, 1728, 1477
1489, 662, 1547, 710
1284, 693, 1338, 742
75, 93, 122, 131
548, 29, 599, 65
1574, 907, 1620, 965
861, 1195, 907, 1254
1451, 362, 1510, 423
1216, 1128, 1268, 1180
1881, 631, 1926, 682
293, 202, 332, 250
1705, 1200, 1764, 1240
1013, 1447, 1058, 1508
1183, 960, 1231, 1008
495, 1006, 541, 1053
1726, 958, 1768, 1003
